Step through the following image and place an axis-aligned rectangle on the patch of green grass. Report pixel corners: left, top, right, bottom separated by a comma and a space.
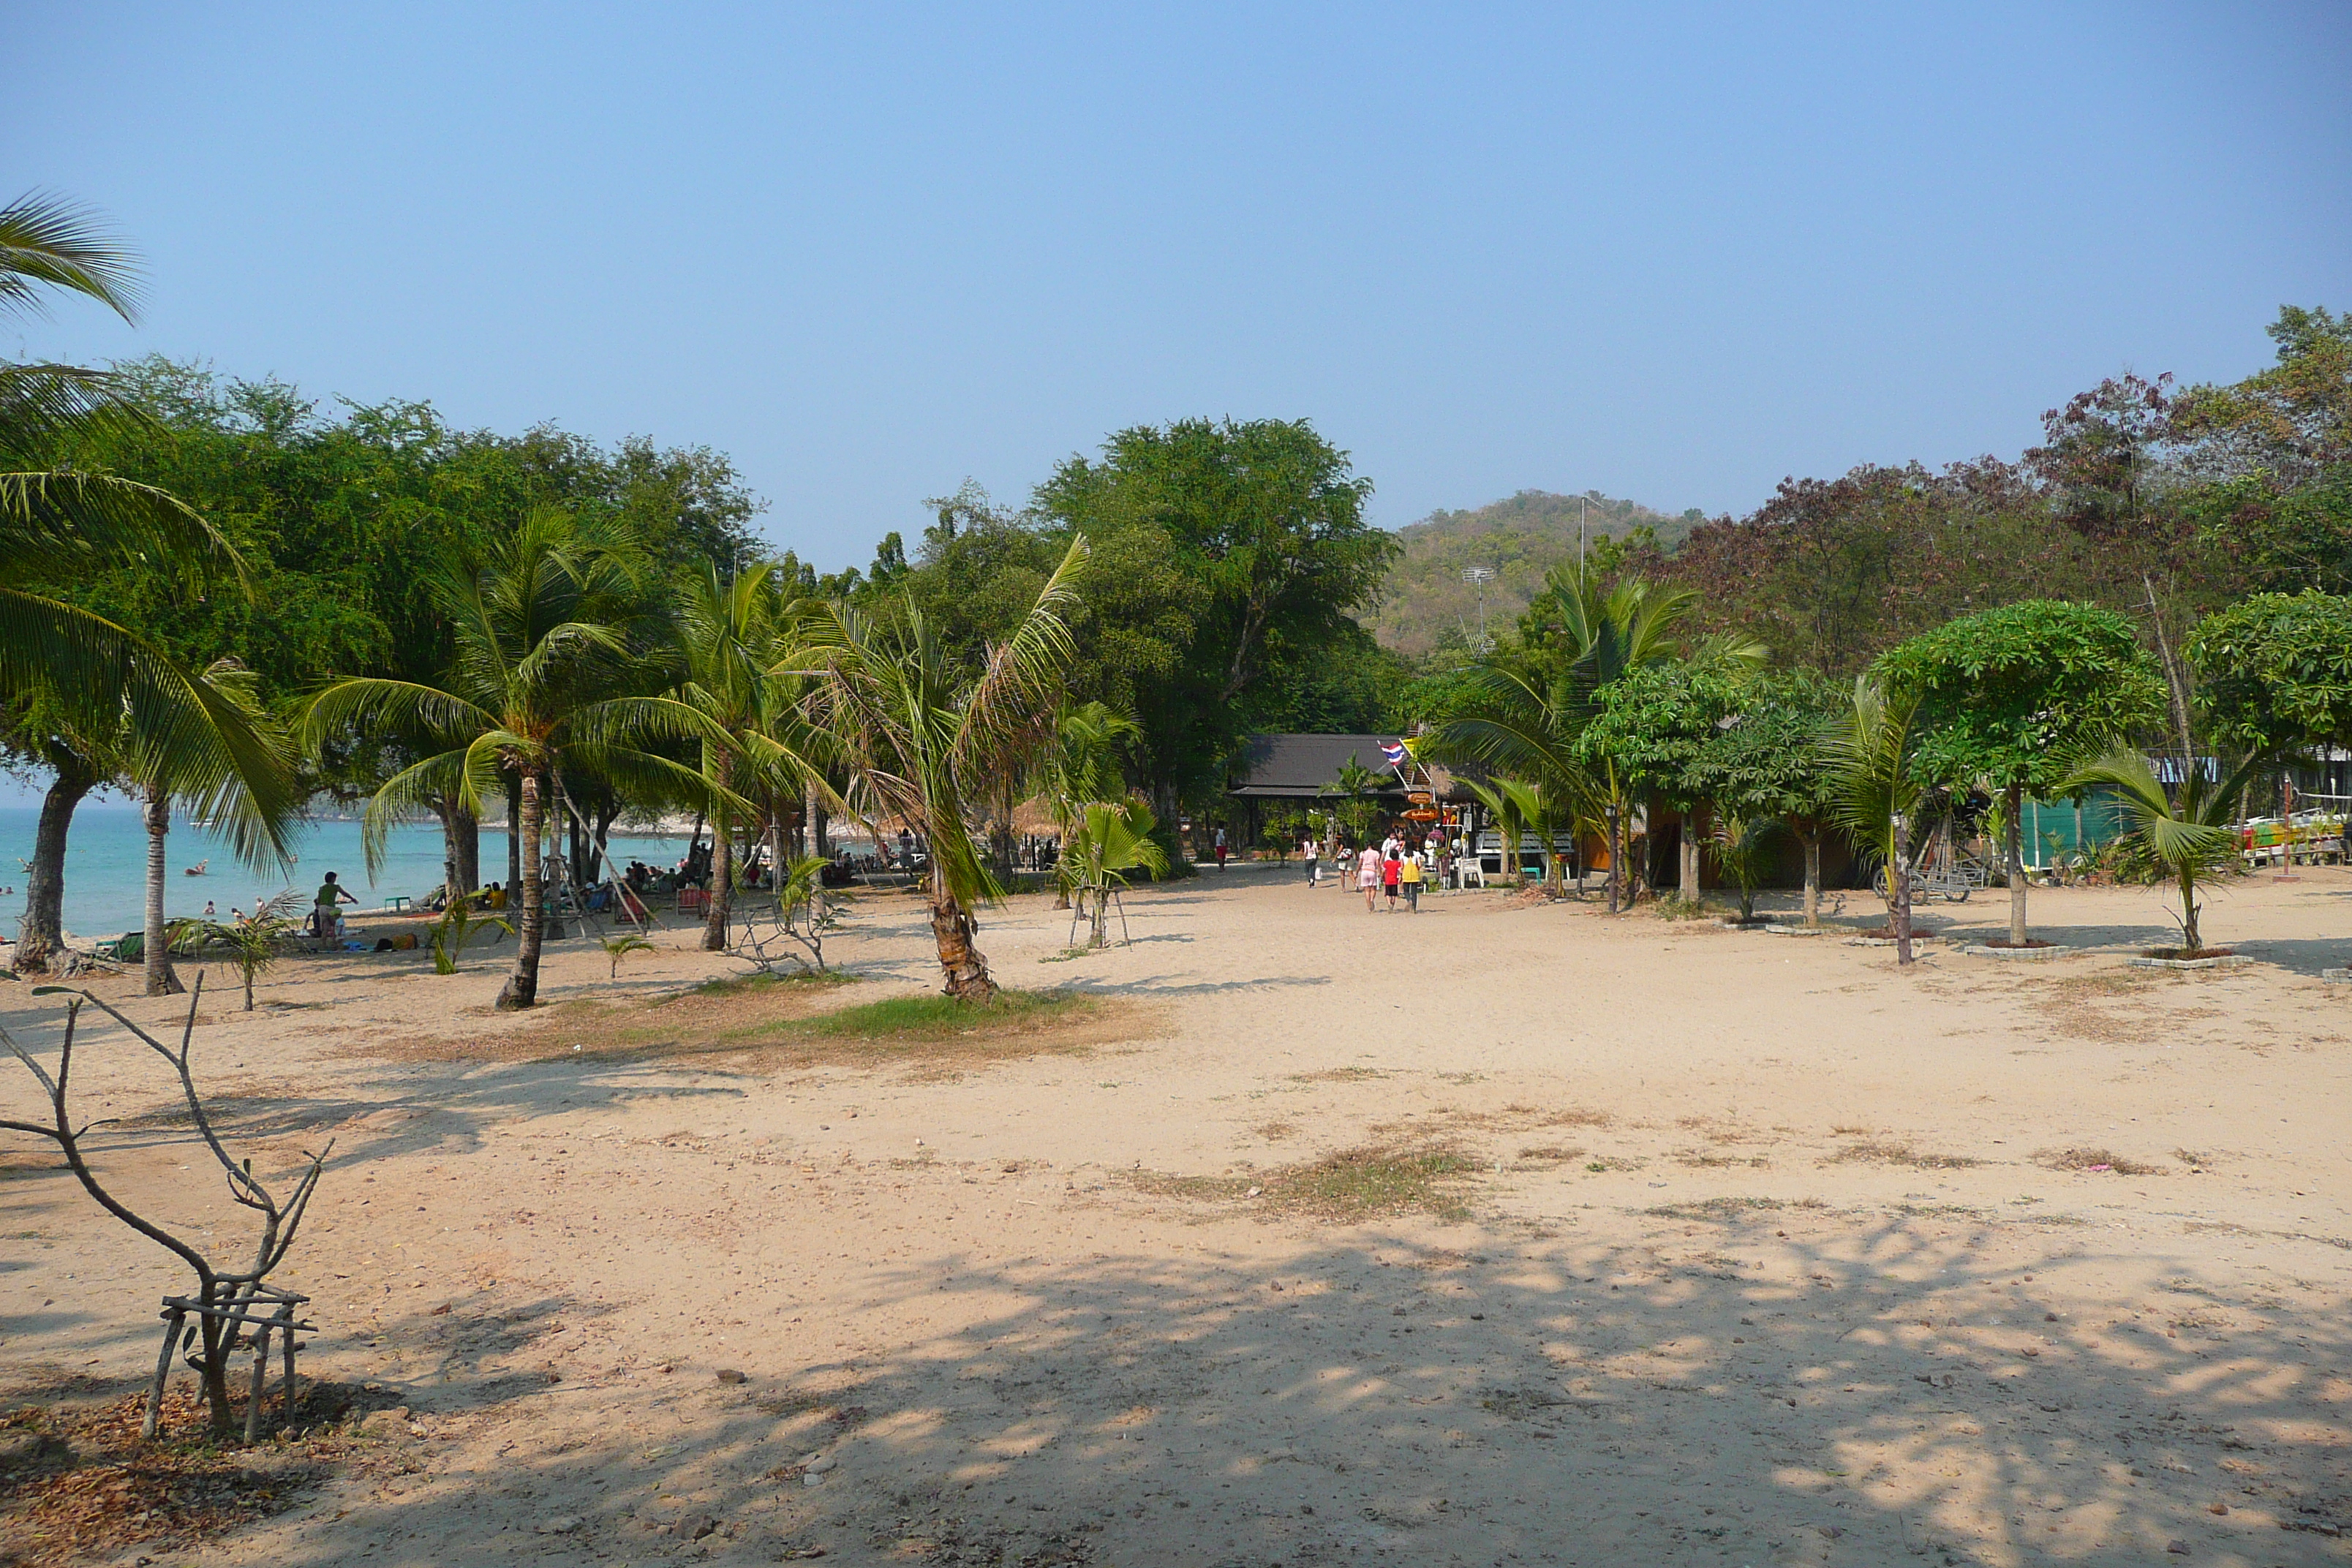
774, 987, 1097, 1041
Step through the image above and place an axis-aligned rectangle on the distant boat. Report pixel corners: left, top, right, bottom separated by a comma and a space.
183, 859, 209, 877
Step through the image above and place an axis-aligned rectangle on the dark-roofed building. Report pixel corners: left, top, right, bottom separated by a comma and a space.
1226, 733, 1413, 801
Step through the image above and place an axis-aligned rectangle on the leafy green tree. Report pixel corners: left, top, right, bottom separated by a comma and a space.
1875, 601, 2164, 946
1035, 418, 1395, 807
304, 508, 722, 1009
1686, 668, 1846, 924
806, 538, 1089, 1000
2189, 591, 2352, 755
1578, 660, 1746, 900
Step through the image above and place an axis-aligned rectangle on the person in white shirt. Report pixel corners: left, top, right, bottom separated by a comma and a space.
1302, 835, 1320, 885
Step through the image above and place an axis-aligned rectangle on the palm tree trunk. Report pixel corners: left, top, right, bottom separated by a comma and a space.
1679, 806, 1702, 901
505, 775, 522, 889
1891, 810, 1915, 966
1801, 829, 1822, 927
767, 798, 785, 902
15, 751, 99, 974
2179, 863, 2202, 953
452, 801, 480, 894
703, 762, 733, 951
496, 771, 546, 1010
806, 779, 827, 857
143, 785, 182, 996
930, 867, 996, 1001
1089, 888, 1109, 949
2006, 780, 2028, 946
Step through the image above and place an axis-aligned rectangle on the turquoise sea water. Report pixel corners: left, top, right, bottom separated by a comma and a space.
0, 802, 696, 943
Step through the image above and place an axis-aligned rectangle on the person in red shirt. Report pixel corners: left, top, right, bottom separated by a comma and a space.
1382, 849, 1402, 911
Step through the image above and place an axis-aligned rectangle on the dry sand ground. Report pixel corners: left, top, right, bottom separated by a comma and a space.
7, 864, 2352, 1567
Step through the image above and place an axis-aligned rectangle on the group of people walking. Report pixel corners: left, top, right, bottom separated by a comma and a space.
1299, 828, 1456, 913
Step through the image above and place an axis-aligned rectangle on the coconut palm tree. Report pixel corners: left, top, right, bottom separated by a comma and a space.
169, 890, 303, 1011
303, 508, 729, 1009
672, 561, 832, 951
121, 659, 298, 995
804, 538, 1088, 1001
1425, 564, 1753, 905
1458, 775, 1528, 889
1822, 674, 1929, 962
2, 194, 286, 970
2059, 746, 2256, 955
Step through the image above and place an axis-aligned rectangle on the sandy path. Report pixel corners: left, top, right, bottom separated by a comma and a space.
6, 866, 2352, 1566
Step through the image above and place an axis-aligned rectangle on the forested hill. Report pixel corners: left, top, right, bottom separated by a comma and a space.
1366, 489, 1703, 656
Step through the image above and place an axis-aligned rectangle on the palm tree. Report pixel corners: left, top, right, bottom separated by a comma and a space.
1823, 674, 1929, 962
1708, 813, 1782, 922
1039, 701, 1142, 908
1060, 798, 1170, 947
672, 561, 829, 951
2059, 606, 2272, 957
1, 194, 284, 970
2059, 746, 2256, 955
168, 890, 302, 1011
303, 508, 726, 1009
1458, 775, 1529, 889
1425, 563, 1752, 905
121, 659, 298, 995
1420, 673, 1599, 891
805, 538, 1088, 1001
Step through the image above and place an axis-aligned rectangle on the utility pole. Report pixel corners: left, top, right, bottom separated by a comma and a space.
1460, 566, 1495, 653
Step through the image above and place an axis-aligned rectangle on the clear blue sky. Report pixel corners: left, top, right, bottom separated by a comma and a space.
13, 3, 2350, 568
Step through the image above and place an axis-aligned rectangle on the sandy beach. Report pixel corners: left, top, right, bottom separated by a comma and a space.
6, 866, 2352, 1567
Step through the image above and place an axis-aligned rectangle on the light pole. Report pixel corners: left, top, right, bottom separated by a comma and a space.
1604, 800, 1621, 915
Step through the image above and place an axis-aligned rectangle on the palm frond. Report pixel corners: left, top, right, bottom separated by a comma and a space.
0, 191, 142, 323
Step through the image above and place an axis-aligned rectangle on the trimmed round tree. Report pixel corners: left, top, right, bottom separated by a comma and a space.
1876, 601, 2163, 946
1687, 668, 1846, 924
1579, 660, 1745, 901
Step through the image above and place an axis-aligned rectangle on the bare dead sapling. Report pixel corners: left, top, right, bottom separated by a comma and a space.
0, 974, 331, 1441
725, 854, 845, 974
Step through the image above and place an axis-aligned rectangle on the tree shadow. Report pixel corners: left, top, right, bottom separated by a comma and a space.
202, 1196, 2352, 1567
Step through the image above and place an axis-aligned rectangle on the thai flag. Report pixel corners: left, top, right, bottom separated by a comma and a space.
1380, 741, 1407, 766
